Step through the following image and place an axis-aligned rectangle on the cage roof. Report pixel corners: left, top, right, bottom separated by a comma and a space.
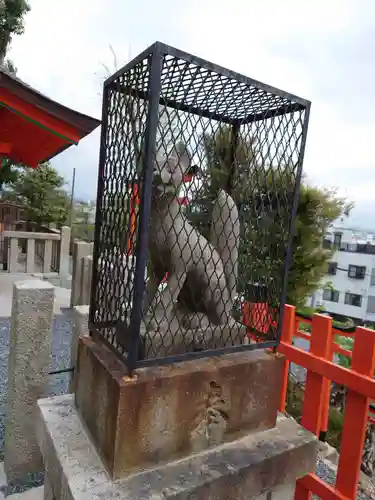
105, 41, 310, 126
0, 68, 101, 167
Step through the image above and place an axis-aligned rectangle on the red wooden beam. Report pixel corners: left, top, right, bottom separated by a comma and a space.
1, 88, 81, 143
299, 474, 349, 500
278, 342, 375, 400
0, 143, 11, 155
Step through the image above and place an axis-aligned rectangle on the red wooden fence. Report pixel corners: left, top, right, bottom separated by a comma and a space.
278, 305, 375, 500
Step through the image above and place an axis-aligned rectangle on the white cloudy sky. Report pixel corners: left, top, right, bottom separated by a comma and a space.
8, 0, 375, 228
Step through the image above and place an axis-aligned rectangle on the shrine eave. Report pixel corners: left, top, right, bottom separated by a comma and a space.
0, 68, 101, 166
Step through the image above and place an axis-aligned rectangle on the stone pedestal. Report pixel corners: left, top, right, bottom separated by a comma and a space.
74, 336, 283, 478
36, 395, 318, 500
36, 335, 318, 500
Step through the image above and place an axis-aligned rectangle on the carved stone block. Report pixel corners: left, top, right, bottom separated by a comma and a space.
74, 335, 284, 479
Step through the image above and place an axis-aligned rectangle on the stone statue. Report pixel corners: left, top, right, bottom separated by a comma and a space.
141, 141, 245, 349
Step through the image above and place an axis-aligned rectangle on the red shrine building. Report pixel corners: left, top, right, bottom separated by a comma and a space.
0, 67, 100, 169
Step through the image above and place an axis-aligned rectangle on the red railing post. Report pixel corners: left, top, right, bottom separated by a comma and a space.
295, 313, 333, 500
279, 304, 295, 413
336, 327, 375, 499
320, 339, 334, 441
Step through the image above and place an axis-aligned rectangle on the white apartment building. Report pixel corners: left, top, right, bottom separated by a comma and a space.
312, 227, 375, 322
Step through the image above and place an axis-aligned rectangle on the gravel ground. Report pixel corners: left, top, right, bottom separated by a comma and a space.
315, 459, 373, 500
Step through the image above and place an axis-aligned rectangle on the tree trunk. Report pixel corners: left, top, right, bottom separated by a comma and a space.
0, 30, 10, 67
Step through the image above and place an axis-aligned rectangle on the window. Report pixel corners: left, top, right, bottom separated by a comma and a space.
348, 265, 366, 279
323, 289, 339, 302
367, 296, 375, 314
367, 244, 375, 255
327, 262, 337, 275
356, 244, 367, 254
334, 232, 342, 248
371, 269, 375, 286
345, 293, 362, 307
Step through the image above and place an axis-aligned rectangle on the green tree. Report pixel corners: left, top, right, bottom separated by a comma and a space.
0, 158, 20, 190
286, 185, 351, 307
0, 0, 30, 65
3, 163, 70, 226
185, 125, 352, 308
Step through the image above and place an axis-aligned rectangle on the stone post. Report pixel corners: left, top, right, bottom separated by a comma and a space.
70, 241, 93, 308
44, 240, 53, 274
4, 280, 54, 482
26, 238, 35, 273
80, 255, 93, 306
58, 226, 71, 279
69, 305, 90, 393
9, 237, 18, 272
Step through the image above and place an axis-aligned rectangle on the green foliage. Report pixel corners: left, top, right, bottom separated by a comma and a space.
287, 185, 352, 307
202, 126, 255, 196
3, 163, 70, 226
0, 158, 20, 189
286, 377, 344, 450
335, 336, 354, 369
0, 0, 30, 63
327, 407, 345, 451
71, 222, 95, 243
71, 203, 95, 242
186, 124, 352, 308
2, 57, 15, 72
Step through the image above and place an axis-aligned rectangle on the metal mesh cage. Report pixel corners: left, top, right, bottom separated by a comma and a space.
90, 41, 311, 372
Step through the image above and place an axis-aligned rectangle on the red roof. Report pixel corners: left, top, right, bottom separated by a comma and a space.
0, 68, 101, 167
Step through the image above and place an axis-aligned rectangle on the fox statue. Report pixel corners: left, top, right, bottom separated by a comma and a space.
142, 141, 240, 331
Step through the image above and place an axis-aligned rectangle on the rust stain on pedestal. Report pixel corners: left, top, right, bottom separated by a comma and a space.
74, 336, 284, 480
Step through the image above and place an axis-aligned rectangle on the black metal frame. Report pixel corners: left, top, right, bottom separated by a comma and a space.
89, 41, 311, 373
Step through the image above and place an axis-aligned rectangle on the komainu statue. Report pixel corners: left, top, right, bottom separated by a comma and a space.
141, 142, 245, 346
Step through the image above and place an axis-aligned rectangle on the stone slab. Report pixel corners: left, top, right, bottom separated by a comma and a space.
74, 335, 283, 478
36, 394, 318, 500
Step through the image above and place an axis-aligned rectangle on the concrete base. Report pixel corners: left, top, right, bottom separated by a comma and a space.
36, 395, 318, 500
74, 336, 284, 478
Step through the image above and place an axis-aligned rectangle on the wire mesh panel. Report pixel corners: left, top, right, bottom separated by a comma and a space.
90, 41, 311, 372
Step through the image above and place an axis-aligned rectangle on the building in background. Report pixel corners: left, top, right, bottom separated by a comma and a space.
312, 225, 375, 322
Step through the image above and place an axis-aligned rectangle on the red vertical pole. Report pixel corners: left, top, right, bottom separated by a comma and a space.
127, 184, 138, 254
279, 304, 295, 413
336, 327, 375, 499
295, 313, 333, 500
320, 340, 333, 441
